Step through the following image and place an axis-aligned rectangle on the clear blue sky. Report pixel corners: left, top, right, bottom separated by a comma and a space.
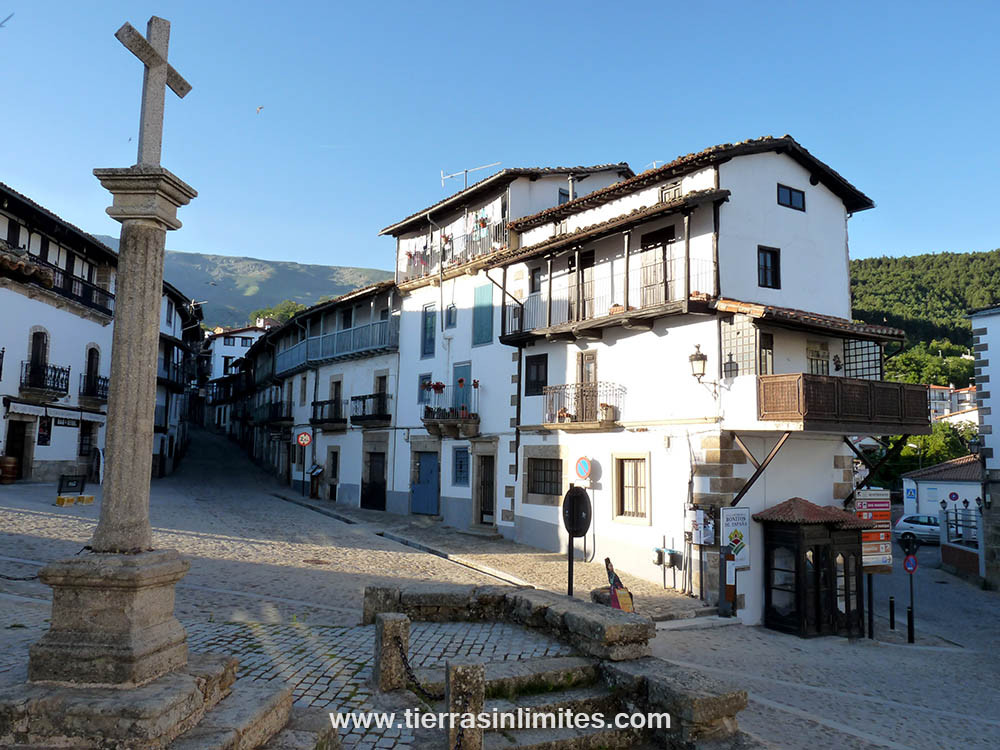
2, 1, 998, 271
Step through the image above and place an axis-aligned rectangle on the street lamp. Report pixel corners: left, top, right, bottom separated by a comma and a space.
940, 499, 948, 510
969, 436, 982, 456
689, 344, 708, 382
907, 442, 923, 470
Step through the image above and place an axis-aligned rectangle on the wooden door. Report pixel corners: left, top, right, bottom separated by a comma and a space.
412, 452, 439, 515
576, 351, 598, 422
361, 451, 387, 511
478, 454, 495, 525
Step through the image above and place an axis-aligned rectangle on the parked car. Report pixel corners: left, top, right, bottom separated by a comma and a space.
893, 514, 941, 546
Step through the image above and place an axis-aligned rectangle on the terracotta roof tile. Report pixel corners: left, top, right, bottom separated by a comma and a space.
0, 245, 54, 286
509, 135, 874, 232
714, 298, 904, 342
902, 454, 984, 482
753, 497, 873, 529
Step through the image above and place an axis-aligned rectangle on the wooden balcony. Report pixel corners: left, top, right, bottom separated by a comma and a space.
757, 374, 930, 434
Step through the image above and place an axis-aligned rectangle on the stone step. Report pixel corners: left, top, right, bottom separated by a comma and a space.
262, 707, 340, 750
414, 656, 600, 700
484, 724, 642, 749
486, 684, 620, 719
169, 683, 293, 750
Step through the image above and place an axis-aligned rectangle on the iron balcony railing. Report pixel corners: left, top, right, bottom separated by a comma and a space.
543, 382, 626, 424
275, 317, 400, 376
311, 398, 348, 425
350, 392, 392, 423
20, 361, 71, 394
79, 373, 109, 401
505, 246, 716, 334
0, 347, 4, 381
253, 400, 293, 424
420, 384, 480, 418
154, 404, 168, 430
945, 508, 980, 546
35, 258, 115, 315
399, 221, 509, 282
157, 360, 186, 386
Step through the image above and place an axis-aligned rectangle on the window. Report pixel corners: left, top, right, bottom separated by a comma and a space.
529, 268, 542, 295
223, 355, 234, 374
421, 305, 435, 358
777, 184, 805, 211
453, 447, 470, 486
472, 285, 493, 345
341, 309, 353, 330
224, 336, 235, 346
79, 422, 95, 458
615, 457, 647, 519
375, 374, 388, 394
759, 333, 774, 375
299, 375, 308, 405
37, 416, 52, 446
528, 458, 562, 496
525, 354, 548, 397
240, 337, 252, 347
445, 304, 457, 329
418, 373, 432, 404
166, 299, 174, 326
758, 246, 780, 289
807, 341, 830, 375
558, 188, 570, 205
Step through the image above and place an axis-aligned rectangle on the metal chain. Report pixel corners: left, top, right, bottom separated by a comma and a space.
393, 636, 444, 701
452, 693, 470, 750
0, 573, 38, 581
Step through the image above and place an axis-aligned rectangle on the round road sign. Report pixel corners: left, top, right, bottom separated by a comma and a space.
949, 492, 959, 502
562, 486, 592, 538
575, 457, 592, 481
903, 554, 918, 574
296, 431, 312, 448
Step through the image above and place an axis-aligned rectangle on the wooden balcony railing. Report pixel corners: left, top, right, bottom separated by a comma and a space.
311, 398, 348, 426
253, 401, 293, 424
757, 374, 930, 432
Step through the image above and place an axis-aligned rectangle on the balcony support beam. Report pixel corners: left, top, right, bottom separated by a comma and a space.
546, 257, 553, 328
574, 246, 582, 323
682, 208, 693, 309
730, 431, 791, 506
840, 435, 910, 508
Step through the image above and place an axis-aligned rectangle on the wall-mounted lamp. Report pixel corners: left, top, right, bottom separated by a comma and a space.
962, 498, 970, 509
940, 499, 948, 510
689, 344, 708, 382
969, 436, 982, 456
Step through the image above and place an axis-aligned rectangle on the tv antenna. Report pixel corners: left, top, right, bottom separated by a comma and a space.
644, 160, 667, 170
441, 161, 501, 190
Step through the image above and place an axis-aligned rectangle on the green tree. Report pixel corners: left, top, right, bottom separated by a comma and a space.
248, 300, 307, 325
865, 422, 978, 489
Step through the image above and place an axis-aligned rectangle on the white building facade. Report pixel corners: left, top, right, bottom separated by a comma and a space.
968, 306, 1000, 588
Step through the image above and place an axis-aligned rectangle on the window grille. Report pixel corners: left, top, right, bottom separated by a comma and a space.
617, 458, 647, 518
843, 339, 883, 380
528, 458, 561, 496
807, 341, 830, 376
453, 448, 470, 487
721, 314, 758, 378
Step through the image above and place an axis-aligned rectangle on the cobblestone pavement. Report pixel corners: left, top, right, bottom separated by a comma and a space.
276, 499, 711, 622
654, 548, 1000, 750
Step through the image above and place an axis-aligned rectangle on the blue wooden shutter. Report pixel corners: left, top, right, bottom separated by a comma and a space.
472, 285, 493, 345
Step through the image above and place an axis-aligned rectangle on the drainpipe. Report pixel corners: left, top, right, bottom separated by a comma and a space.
568, 175, 576, 201
425, 211, 445, 333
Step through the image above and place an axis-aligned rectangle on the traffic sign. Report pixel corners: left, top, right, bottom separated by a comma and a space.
575, 457, 591, 481
904, 554, 918, 574
949, 492, 959, 502
856, 490, 892, 574
296, 431, 312, 448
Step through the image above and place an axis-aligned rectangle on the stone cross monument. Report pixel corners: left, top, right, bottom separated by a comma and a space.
28, 15, 198, 687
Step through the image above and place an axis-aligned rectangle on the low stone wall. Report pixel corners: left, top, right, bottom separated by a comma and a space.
941, 542, 983, 584
363, 583, 655, 661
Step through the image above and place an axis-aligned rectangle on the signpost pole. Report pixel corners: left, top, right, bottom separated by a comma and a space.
908, 567, 914, 643
302, 461, 306, 498
889, 596, 895, 630
567, 539, 574, 597
867, 573, 874, 639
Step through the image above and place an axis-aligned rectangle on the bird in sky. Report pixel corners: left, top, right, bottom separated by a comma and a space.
0, 13, 14, 28
256, 106, 264, 115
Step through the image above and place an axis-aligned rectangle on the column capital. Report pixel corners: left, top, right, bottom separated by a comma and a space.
93, 165, 197, 230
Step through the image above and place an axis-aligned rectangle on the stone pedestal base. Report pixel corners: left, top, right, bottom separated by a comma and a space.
28, 550, 190, 687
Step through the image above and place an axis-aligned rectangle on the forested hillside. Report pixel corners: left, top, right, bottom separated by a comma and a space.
850, 249, 1000, 346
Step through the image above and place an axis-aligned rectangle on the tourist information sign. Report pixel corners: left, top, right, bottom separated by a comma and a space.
855, 489, 892, 573
721, 507, 751, 569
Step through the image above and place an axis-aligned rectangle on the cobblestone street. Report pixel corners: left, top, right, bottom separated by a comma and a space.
3, 429, 1000, 749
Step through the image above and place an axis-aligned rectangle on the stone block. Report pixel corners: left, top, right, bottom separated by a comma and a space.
693, 463, 733, 477
28, 549, 190, 687
833, 454, 854, 469
710, 476, 744, 493
362, 586, 400, 625
509, 590, 564, 628
399, 584, 476, 611
693, 492, 732, 507
702, 449, 746, 465
562, 604, 655, 646
833, 482, 853, 499
372, 613, 410, 692
646, 667, 747, 724
700, 433, 733, 450
446, 659, 485, 750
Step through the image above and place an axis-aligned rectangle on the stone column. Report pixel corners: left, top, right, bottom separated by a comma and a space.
91, 165, 196, 552
27, 166, 196, 688
446, 659, 485, 750
372, 612, 410, 692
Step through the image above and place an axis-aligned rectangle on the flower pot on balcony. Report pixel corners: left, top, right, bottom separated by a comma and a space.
599, 403, 615, 422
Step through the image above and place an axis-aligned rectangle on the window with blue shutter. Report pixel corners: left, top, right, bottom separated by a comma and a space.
421, 304, 436, 357
472, 285, 493, 345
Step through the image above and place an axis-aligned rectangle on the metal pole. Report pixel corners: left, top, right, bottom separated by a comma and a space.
867, 573, 874, 639
907, 606, 914, 644
567, 538, 574, 597
889, 596, 895, 630
301, 452, 306, 498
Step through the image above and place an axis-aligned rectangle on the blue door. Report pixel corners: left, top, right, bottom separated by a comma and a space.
412, 452, 439, 515
453, 363, 472, 414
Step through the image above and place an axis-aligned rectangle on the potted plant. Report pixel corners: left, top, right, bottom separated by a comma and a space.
609, 303, 625, 315
557, 406, 572, 423
599, 402, 615, 422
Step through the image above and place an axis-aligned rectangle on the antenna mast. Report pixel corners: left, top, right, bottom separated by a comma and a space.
441, 161, 502, 190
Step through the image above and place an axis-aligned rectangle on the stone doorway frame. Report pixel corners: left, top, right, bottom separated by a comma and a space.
470, 436, 498, 529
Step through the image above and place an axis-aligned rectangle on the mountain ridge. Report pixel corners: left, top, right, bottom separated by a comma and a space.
94, 235, 393, 327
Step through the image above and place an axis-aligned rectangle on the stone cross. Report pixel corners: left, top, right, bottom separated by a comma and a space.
115, 17, 191, 166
